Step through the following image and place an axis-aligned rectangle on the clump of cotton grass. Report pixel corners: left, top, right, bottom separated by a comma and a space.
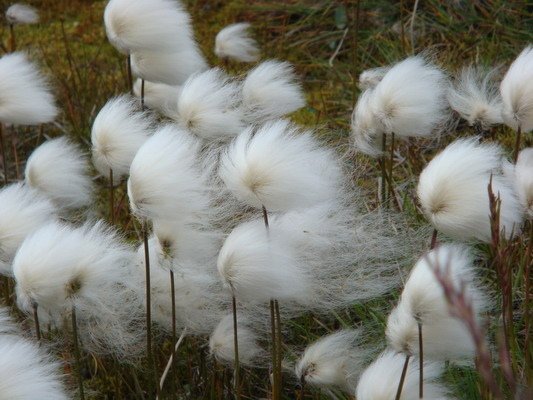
0, 335, 68, 400
25, 136, 93, 211
91, 94, 154, 182
209, 313, 266, 367
240, 60, 305, 123
295, 329, 369, 393
356, 350, 450, 400
219, 119, 343, 212
6, 3, 39, 25
0, 183, 56, 276
358, 66, 390, 90
131, 47, 207, 86
171, 68, 244, 141
0, 52, 57, 125
215, 23, 260, 63
418, 137, 523, 242
500, 46, 533, 161
350, 89, 382, 156
13, 220, 144, 357
513, 148, 533, 217
133, 79, 181, 116
447, 66, 503, 133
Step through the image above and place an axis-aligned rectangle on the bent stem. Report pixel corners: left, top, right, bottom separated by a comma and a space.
513, 125, 522, 163
71, 305, 85, 400
394, 354, 410, 400
232, 294, 241, 400
109, 169, 115, 224
32, 301, 41, 341
158, 327, 188, 397
418, 322, 424, 398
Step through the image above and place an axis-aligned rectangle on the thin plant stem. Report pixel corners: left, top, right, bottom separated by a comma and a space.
274, 300, 282, 399
170, 269, 177, 400
430, 229, 438, 249
158, 327, 187, 398
418, 322, 424, 398
141, 79, 146, 110
270, 299, 278, 400
380, 133, 388, 205
513, 125, 522, 163
232, 294, 241, 400
409, 0, 420, 54
109, 169, 115, 225
389, 132, 395, 207
394, 354, 410, 400
1, 124, 8, 185
9, 24, 15, 52
127, 55, 133, 95
32, 301, 41, 341
262, 205, 269, 228
71, 305, 85, 400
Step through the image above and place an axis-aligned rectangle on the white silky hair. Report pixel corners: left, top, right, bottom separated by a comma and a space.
358, 66, 390, 90
171, 68, 244, 140
386, 244, 489, 360
91, 94, 154, 182
0, 52, 57, 125
356, 350, 451, 400
0, 336, 68, 400
13, 220, 145, 358
25, 136, 93, 210
417, 137, 523, 242
128, 124, 211, 222
514, 148, 533, 217
209, 313, 267, 367
215, 22, 260, 63
0, 306, 18, 336
131, 47, 208, 85
350, 88, 383, 157
219, 119, 343, 211
104, 0, 197, 54
240, 60, 305, 123
295, 329, 370, 392
369, 55, 449, 138
500, 46, 533, 132
0, 183, 56, 277
6, 3, 39, 25
135, 237, 226, 335
133, 79, 181, 117
447, 66, 503, 130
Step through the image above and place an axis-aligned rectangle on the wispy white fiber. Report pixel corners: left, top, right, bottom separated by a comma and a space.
500, 46, 533, 132
295, 329, 369, 392
417, 137, 523, 242
350, 89, 382, 157
25, 136, 93, 210
447, 66, 503, 130
241, 60, 305, 123
219, 119, 343, 211
172, 68, 244, 140
215, 23, 260, 63
209, 313, 266, 367
0, 307, 18, 336
91, 94, 154, 181
133, 79, 182, 116
358, 66, 390, 90
369, 56, 449, 138
514, 148, 533, 217
0, 183, 56, 277
6, 3, 39, 25
356, 350, 450, 400
0, 52, 57, 125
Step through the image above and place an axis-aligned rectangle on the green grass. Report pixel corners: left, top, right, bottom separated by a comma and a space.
1, 0, 531, 399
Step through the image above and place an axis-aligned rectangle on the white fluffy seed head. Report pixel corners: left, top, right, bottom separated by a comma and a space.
25, 136, 93, 210
241, 60, 305, 123
0, 183, 56, 277
447, 66, 503, 130
0, 52, 57, 125
215, 23, 260, 63
172, 68, 244, 140
514, 148, 533, 217
104, 0, 196, 54
133, 79, 182, 117
356, 350, 450, 400
13, 220, 144, 357
350, 89, 382, 157
209, 313, 266, 367
295, 329, 369, 392
217, 218, 313, 303
0, 336, 68, 400
500, 46, 533, 132
369, 56, 449, 138
358, 66, 390, 90
91, 95, 153, 181
128, 125, 210, 222
417, 137, 523, 242
131, 47, 208, 85
219, 119, 343, 211
6, 3, 39, 25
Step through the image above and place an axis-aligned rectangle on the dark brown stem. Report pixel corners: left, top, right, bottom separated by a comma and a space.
1, 124, 8, 185
270, 300, 278, 400
9, 24, 15, 52
274, 300, 282, 399
109, 169, 115, 225
32, 302, 41, 341
170, 269, 177, 400
232, 295, 241, 400
513, 125, 522, 163
141, 79, 145, 110
389, 132, 395, 207
380, 133, 388, 205
418, 322, 423, 398
127, 55, 133, 95
262, 205, 269, 229
430, 229, 438, 250
71, 305, 85, 400
395, 354, 410, 400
